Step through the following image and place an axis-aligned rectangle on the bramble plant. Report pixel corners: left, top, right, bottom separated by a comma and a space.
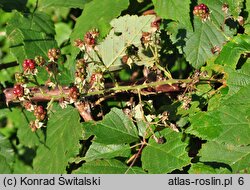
0, 0, 249, 174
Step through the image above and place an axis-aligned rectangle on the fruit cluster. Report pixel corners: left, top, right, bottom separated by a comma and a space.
35, 55, 46, 66
84, 29, 99, 47
75, 59, 86, 82
48, 48, 60, 61
13, 84, 24, 98
15, 72, 27, 84
74, 29, 99, 52
34, 105, 47, 121
193, 3, 210, 21
22, 59, 36, 74
69, 86, 79, 102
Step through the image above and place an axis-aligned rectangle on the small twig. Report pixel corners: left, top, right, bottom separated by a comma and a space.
74, 102, 93, 121
149, 45, 172, 79
125, 141, 146, 174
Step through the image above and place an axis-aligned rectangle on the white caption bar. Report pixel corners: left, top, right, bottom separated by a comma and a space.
0, 174, 248, 190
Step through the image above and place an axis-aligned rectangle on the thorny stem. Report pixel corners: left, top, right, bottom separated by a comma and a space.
84, 78, 191, 97
3, 78, 225, 104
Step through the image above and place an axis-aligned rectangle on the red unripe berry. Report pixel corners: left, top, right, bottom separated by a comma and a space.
29, 60, 36, 69
69, 86, 79, 101
23, 59, 36, 71
193, 3, 210, 21
22, 60, 29, 70
36, 105, 44, 114
13, 84, 24, 97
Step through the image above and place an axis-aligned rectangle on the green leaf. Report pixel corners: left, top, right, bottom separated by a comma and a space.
184, 0, 239, 68
141, 128, 191, 173
55, 23, 72, 46
225, 61, 250, 95
40, 0, 90, 9
224, 0, 244, 19
164, 21, 192, 54
189, 163, 220, 174
184, 19, 227, 68
70, 0, 129, 62
13, 158, 33, 174
33, 105, 82, 173
215, 35, 250, 68
0, 133, 14, 170
187, 83, 250, 145
16, 109, 46, 147
0, 155, 11, 173
0, 108, 45, 147
199, 141, 250, 173
83, 108, 139, 144
88, 15, 155, 71
201, 0, 239, 33
152, 0, 191, 29
84, 142, 131, 162
74, 159, 145, 174
189, 162, 232, 174
6, 12, 57, 64
57, 65, 74, 85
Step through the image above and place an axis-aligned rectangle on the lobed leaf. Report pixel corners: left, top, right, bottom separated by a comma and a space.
184, 0, 239, 68
199, 141, 250, 173
6, 12, 57, 64
225, 61, 250, 95
84, 142, 131, 162
215, 35, 250, 68
152, 0, 191, 29
0, 133, 14, 171
0, 107, 45, 147
184, 18, 227, 68
0, 155, 11, 173
187, 83, 250, 145
83, 108, 139, 144
33, 104, 82, 173
70, 0, 130, 63
141, 128, 191, 173
88, 15, 155, 71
